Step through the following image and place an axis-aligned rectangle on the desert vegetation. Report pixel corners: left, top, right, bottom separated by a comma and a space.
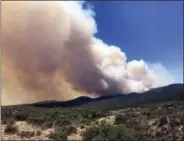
1, 100, 183, 141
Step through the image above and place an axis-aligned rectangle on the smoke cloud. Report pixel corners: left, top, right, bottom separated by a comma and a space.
1, 1, 175, 105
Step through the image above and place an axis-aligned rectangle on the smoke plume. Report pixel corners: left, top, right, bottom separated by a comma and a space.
1, 1, 175, 105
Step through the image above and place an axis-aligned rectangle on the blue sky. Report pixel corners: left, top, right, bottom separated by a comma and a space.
87, 1, 183, 83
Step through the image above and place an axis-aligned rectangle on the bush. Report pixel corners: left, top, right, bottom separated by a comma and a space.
35, 130, 41, 136
1, 120, 7, 124
55, 116, 71, 127
9, 118, 15, 124
14, 111, 28, 121
27, 114, 46, 126
80, 124, 85, 129
79, 118, 91, 125
2, 118, 15, 125
158, 116, 168, 126
67, 125, 77, 134
27, 111, 54, 129
115, 114, 128, 124
48, 131, 68, 141
19, 131, 35, 138
5, 124, 18, 134
49, 125, 77, 140
83, 122, 142, 141
42, 121, 53, 129
80, 109, 99, 119
94, 121, 99, 125
143, 111, 151, 118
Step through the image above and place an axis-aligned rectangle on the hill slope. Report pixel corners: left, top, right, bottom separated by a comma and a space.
15, 83, 184, 109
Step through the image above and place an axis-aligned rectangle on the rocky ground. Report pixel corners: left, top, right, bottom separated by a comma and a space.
1, 121, 54, 140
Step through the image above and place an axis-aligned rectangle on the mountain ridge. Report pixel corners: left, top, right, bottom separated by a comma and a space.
7, 83, 183, 108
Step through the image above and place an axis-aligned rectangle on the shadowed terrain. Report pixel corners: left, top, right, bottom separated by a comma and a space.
11, 84, 183, 109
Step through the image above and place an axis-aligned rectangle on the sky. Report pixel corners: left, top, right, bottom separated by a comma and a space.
88, 1, 183, 83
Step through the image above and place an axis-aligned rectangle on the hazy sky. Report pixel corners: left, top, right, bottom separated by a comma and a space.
89, 1, 183, 83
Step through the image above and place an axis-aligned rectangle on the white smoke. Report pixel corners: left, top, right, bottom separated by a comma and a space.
2, 1, 176, 105
91, 38, 175, 93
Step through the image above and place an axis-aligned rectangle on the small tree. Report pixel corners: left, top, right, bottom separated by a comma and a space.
5, 124, 18, 134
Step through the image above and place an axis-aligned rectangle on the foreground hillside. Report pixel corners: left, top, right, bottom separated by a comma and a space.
1, 84, 183, 141
1, 100, 184, 141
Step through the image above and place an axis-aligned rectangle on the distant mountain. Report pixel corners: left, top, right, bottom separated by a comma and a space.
22, 95, 122, 108
80, 83, 183, 110
15, 83, 183, 108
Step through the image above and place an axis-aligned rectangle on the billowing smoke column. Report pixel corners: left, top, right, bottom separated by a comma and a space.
1, 1, 175, 105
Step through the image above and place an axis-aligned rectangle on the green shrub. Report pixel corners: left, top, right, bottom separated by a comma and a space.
83, 122, 141, 141
158, 116, 168, 126
2, 118, 15, 125
19, 131, 35, 138
9, 118, 15, 124
80, 124, 85, 129
27, 114, 46, 126
78, 118, 90, 125
42, 121, 53, 129
14, 111, 28, 121
94, 121, 99, 125
80, 109, 99, 119
49, 125, 77, 140
66, 125, 77, 134
5, 124, 18, 134
55, 116, 71, 127
48, 131, 68, 141
27, 111, 54, 129
115, 114, 128, 124
142, 111, 151, 118
1, 120, 7, 124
